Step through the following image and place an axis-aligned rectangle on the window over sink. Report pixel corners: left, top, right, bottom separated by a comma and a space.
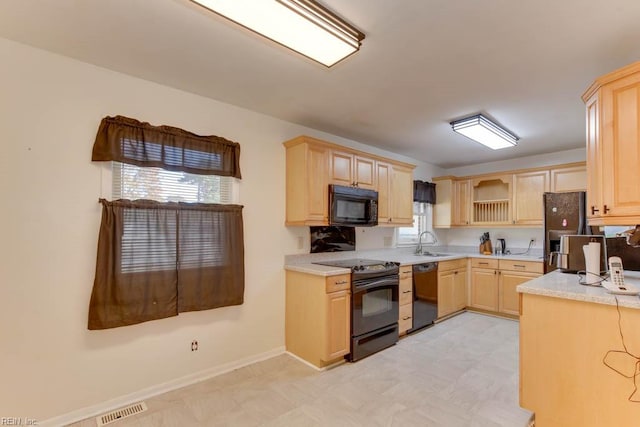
397, 202, 435, 246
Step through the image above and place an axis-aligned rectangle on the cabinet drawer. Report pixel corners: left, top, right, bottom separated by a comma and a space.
325, 274, 350, 293
438, 258, 467, 272
498, 260, 543, 274
471, 258, 499, 269
399, 265, 413, 280
399, 303, 413, 333
400, 287, 413, 306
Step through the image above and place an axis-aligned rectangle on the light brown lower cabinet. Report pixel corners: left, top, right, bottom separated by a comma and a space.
285, 271, 351, 368
437, 259, 468, 318
470, 258, 542, 316
398, 265, 413, 334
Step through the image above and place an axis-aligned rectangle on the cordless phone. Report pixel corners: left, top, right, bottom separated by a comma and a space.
603, 257, 639, 295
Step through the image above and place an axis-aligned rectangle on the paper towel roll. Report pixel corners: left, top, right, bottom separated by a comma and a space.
582, 242, 601, 284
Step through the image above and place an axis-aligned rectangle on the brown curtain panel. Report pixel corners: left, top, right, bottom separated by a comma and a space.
91, 115, 242, 178
89, 199, 244, 330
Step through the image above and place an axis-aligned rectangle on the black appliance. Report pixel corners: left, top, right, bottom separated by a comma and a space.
409, 262, 438, 332
329, 185, 378, 227
543, 192, 589, 273
313, 259, 399, 361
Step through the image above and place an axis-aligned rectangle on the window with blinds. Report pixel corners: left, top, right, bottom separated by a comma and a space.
112, 162, 234, 203
89, 116, 245, 329
111, 162, 236, 274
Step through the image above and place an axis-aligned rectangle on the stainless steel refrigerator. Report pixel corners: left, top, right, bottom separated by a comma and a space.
543, 191, 588, 273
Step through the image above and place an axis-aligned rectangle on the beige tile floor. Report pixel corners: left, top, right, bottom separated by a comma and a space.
70, 312, 532, 426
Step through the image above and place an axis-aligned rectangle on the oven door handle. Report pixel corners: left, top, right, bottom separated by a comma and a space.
353, 277, 398, 291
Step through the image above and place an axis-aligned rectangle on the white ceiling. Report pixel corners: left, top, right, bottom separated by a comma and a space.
1, 0, 639, 168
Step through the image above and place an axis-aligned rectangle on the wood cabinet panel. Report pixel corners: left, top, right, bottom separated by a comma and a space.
284, 140, 328, 225
376, 162, 391, 224
399, 265, 413, 334
498, 271, 538, 316
389, 165, 414, 226
399, 303, 413, 334
285, 271, 351, 368
325, 290, 351, 361
513, 170, 549, 225
550, 164, 586, 192
438, 262, 467, 318
498, 260, 544, 274
453, 179, 471, 226
584, 62, 640, 224
470, 268, 499, 311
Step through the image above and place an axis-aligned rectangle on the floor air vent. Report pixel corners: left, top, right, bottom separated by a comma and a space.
96, 402, 148, 426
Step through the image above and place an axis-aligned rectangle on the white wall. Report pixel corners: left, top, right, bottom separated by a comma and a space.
0, 38, 442, 421
445, 148, 585, 177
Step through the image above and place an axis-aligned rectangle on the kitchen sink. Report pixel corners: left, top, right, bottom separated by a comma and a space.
416, 251, 451, 257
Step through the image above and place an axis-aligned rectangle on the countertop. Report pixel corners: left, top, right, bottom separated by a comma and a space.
284, 247, 543, 276
518, 270, 640, 309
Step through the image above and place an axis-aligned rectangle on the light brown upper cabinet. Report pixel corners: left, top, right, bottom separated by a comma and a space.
471, 174, 512, 225
549, 164, 586, 192
284, 137, 329, 225
513, 170, 549, 225
330, 150, 376, 190
453, 179, 472, 226
583, 61, 640, 225
433, 162, 585, 228
377, 162, 415, 226
284, 135, 415, 226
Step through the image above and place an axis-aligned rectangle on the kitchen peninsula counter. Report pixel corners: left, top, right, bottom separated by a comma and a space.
518, 270, 640, 426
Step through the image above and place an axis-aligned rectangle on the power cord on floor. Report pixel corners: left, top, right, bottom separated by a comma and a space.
602, 295, 640, 403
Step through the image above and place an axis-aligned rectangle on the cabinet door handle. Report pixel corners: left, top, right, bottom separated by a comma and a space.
494, 271, 497, 275
402, 316, 412, 320
402, 270, 412, 274
335, 280, 348, 285
604, 205, 610, 214
513, 264, 525, 268
591, 206, 599, 215
454, 271, 458, 275
479, 262, 489, 265
402, 290, 412, 294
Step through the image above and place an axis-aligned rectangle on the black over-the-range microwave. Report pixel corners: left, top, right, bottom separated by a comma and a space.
329, 184, 378, 226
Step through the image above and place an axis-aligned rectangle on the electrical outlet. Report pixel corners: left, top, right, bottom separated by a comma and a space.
530, 238, 536, 246
191, 340, 198, 351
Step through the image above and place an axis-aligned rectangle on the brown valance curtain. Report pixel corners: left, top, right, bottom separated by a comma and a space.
413, 180, 436, 204
88, 199, 244, 330
91, 115, 242, 178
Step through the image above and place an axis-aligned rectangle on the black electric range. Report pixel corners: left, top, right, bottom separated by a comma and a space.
313, 258, 400, 361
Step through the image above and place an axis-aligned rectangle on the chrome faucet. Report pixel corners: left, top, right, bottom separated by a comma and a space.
415, 230, 438, 254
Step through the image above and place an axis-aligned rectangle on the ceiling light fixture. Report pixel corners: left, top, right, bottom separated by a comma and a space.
191, 0, 365, 67
450, 114, 519, 150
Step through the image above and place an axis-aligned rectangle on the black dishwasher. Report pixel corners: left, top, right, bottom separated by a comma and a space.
409, 262, 438, 333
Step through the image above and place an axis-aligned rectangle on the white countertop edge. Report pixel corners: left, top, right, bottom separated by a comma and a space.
284, 264, 351, 276
518, 271, 640, 310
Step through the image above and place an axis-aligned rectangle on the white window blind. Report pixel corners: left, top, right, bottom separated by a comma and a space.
111, 161, 237, 274
112, 162, 235, 203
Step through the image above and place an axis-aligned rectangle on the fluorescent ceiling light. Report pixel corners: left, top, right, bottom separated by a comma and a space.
191, 0, 365, 67
450, 114, 519, 150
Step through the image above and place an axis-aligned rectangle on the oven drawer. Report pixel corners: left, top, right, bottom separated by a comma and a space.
326, 274, 351, 293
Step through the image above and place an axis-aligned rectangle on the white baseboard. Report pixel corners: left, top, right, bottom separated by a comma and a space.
41, 346, 286, 427
284, 351, 347, 372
